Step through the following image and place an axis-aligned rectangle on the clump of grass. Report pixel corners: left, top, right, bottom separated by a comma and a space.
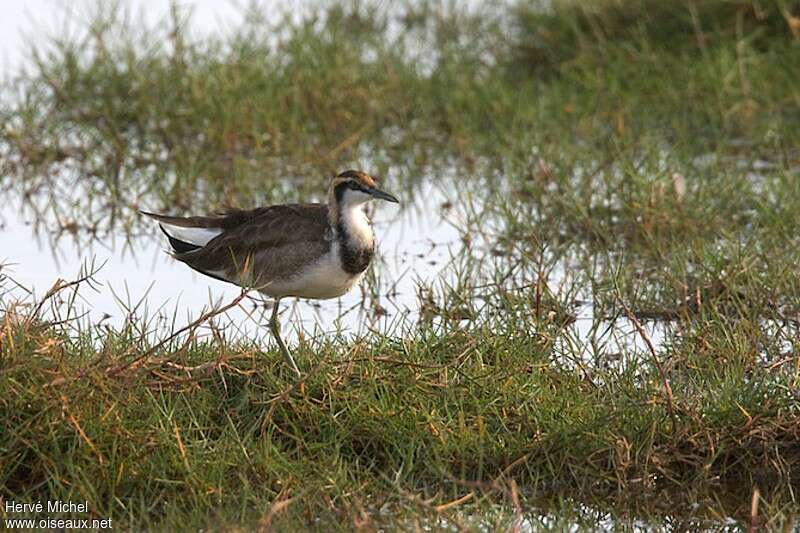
1, 264, 799, 529
0, 1, 503, 214
512, 0, 800, 73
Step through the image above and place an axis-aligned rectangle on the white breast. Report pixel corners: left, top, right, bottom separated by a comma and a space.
259, 242, 364, 299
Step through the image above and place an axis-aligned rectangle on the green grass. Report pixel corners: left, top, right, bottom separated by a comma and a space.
2, 0, 800, 529
2, 277, 798, 529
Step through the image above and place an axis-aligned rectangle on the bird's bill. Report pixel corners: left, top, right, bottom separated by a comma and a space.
369, 187, 400, 203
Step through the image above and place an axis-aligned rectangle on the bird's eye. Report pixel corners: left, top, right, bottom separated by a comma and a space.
347, 181, 359, 191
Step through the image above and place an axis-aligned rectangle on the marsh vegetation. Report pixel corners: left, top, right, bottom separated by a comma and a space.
2, 0, 800, 529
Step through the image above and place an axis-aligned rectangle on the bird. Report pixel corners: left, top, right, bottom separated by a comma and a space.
142, 170, 399, 378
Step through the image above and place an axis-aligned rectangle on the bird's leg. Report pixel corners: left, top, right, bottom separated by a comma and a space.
268, 298, 301, 378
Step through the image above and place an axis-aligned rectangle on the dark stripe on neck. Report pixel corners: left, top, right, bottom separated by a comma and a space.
336, 211, 374, 275
334, 182, 348, 207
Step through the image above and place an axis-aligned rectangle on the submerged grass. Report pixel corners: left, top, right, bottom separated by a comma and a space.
2, 0, 800, 529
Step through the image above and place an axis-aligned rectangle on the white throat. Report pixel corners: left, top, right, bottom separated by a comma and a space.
338, 202, 373, 248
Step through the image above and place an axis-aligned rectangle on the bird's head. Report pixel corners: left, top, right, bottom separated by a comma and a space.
330, 170, 399, 209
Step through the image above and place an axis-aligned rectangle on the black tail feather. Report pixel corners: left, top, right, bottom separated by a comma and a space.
158, 224, 201, 254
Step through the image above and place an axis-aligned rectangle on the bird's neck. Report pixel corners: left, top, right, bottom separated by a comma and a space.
333, 202, 375, 274
336, 202, 373, 248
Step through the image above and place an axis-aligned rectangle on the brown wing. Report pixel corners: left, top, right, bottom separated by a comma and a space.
142, 206, 288, 231
171, 204, 332, 287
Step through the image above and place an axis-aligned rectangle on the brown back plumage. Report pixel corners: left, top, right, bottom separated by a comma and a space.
147, 204, 333, 288
141, 208, 268, 231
